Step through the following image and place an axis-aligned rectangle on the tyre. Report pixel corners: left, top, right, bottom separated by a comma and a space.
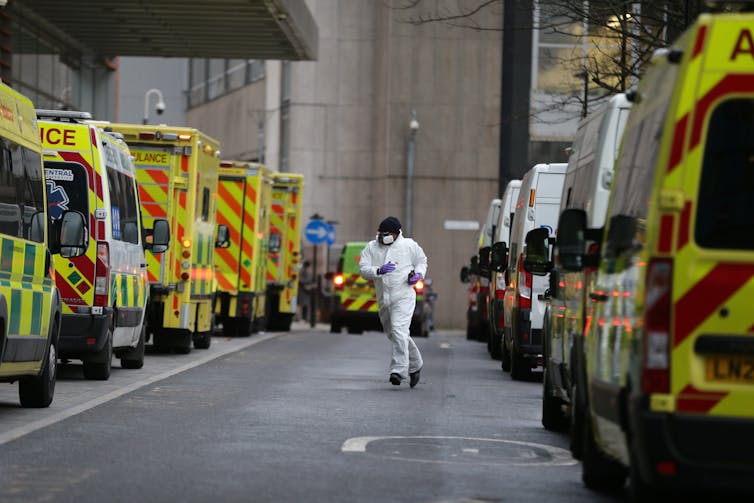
488, 330, 502, 360
236, 318, 252, 338
194, 330, 212, 349
501, 338, 511, 372
581, 411, 626, 491
19, 325, 58, 408
120, 325, 146, 369
330, 322, 341, 333
83, 329, 113, 380
222, 318, 238, 337
510, 345, 530, 381
541, 367, 567, 431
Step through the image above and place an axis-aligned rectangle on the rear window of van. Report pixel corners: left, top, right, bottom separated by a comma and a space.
695, 98, 754, 250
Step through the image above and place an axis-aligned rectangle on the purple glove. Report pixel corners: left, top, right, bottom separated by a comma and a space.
408, 272, 423, 285
378, 262, 396, 275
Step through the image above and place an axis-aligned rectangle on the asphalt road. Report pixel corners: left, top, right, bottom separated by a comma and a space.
0, 325, 622, 503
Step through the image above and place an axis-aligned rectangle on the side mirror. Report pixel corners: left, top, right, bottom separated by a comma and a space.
523, 227, 552, 276
469, 255, 480, 275
491, 241, 508, 272
478, 246, 492, 279
148, 219, 171, 254
606, 215, 637, 258
556, 209, 587, 271
460, 266, 470, 283
215, 224, 231, 248
59, 211, 88, 258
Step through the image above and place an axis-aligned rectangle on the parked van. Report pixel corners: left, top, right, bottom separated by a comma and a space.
549, 7, 754, 497
105, 122, 217, 353
466, 198, 501, 342
540, 94, 631, 435
499, 163, 566, 380
0, 85, 85, 407
38, 111, 168, 379
214, 161, 273, 336
488, 180, 521, 359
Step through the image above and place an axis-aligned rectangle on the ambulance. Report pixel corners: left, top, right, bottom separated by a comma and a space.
106, 123, 221, 353
0, 84, 85, 407
38, 110, 164, 379
266, 173, 304, 332
552, 5, 754, 497
330, 241, 433, 336
214, 161, 273, 336
467, 198, 501, 343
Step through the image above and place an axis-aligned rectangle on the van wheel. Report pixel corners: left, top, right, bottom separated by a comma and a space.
488, 330, 502, 360
222, 318, 237, 337
194, 331, 212, 349
542, 367, 567, 431
83, 329, 113, 380
237, 319, 252, 337
582, 410, 626, 491
19, 325, 58, 408
121, 325, 146, 369
510, 346, 530, 381
501, 339, 511, 372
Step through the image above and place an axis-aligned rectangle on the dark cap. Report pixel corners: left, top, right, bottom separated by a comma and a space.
378, 216, 401, 233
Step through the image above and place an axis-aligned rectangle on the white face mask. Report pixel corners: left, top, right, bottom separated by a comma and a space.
378, 232, 395, 245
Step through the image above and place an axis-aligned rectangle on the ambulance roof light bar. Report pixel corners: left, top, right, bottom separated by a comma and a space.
36, 109, 93, 122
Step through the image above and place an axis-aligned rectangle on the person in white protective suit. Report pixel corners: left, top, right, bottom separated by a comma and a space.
359, 216, 428, 388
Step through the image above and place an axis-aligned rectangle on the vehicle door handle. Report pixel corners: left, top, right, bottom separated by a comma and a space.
589, 292, 608, 302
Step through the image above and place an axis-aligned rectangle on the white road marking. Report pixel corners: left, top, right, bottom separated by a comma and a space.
0, 332, 283, 447
341, 435, 577, 466
439, 343, 450, 349
462, 448, 479, 454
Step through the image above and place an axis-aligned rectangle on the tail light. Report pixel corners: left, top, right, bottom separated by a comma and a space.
240, 296, 251, 317
642, 258, 672, 394
333, 274, 345, 290
413, 279, 425, 292
94, 242, 110, 307
517, 254, 532, 309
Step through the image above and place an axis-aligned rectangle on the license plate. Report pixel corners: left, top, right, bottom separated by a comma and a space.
706, 355, 754, 384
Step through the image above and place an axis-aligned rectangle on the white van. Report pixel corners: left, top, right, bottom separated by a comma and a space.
502, 163, 566, 380
488, 180, 521, 359
541, 94, 631, 433
466, 198, 502, 342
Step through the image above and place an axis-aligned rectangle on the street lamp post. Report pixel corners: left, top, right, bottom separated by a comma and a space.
405, 110, 419, 237
143, 88, 166, 125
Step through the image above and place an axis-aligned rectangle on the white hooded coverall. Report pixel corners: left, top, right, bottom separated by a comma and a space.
359, 233, 428, 378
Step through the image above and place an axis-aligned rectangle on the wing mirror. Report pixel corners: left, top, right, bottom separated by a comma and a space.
491, 241, 508, 272
523, 227, 553, 276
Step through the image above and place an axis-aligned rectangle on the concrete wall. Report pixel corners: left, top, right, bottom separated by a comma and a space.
117, 57, 188, 126
181, 0, 503, 329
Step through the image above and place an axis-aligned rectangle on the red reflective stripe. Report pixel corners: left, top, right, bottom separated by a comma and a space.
667, 113, 688, 174
674, 263, 754, 346
691, 75, 754, 150
677, 201, 692, 250
362, 300, 376, 311
69, 254, 95, 281
218, 182, 243, 216
691, 24, 707, 60
216, 247, 239, 273
216, 274, 234, 291
56, 276, 86, 305
676, 384, 727, 413
658, 214, 674, 253
145, 169, 169, 185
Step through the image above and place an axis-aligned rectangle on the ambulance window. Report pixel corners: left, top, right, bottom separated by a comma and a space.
695, 98, 754, 250
609, 103, 667, 221
0, 141, 45, 241
269, 232, 281, 253
107, 167, 140, 244
201, 187, 210, 221
44, 162, 89, 226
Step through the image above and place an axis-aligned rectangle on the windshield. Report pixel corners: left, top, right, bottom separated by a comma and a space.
45, 161, 89, 222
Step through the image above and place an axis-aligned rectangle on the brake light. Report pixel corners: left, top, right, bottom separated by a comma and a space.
94, 242, 110, 307
220, 161, 234, 168
240, 296, 251, 317
333, 274, 345, 290
139, 132, 156, 140
495, 288, 505, 299
642, 258, 672, 394
413, 279, 424, 292
517, 254, 532, 309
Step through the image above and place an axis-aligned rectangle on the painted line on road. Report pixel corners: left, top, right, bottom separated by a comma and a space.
0, 332, 284, 447
439, 343, 450, 349
341, 435, 577, 466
